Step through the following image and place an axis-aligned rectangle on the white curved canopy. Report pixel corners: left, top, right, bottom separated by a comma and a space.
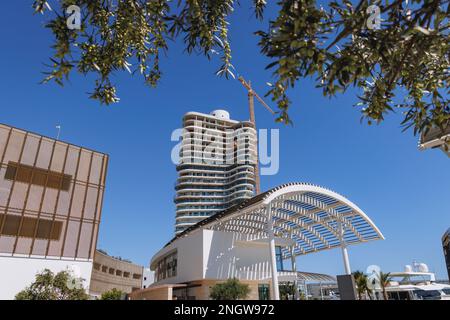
168, 183, 384, 258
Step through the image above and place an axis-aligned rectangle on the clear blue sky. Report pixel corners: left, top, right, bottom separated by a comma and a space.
1, 2, 449, 279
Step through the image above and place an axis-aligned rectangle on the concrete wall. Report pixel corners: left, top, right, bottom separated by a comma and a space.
186, 279, 271, 300
89, 250, 143, 296
0, 255, 92, 299
129, 286, 173, 300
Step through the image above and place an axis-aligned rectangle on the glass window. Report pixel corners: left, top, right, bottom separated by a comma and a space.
155, 251, 178, 281
397, 291, 410, 300
258, 284, 270, 300
275, 246, 284, 271
413, 290, 441, 300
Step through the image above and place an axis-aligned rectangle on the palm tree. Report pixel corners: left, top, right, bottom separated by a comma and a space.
353, 271, 371, 300
378, 271, 392, 300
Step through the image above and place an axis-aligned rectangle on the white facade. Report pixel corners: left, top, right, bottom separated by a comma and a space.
150, 229, 291, 285
0, 255, 92, 299
174, 110, 257, 234
142, 268, 154, 289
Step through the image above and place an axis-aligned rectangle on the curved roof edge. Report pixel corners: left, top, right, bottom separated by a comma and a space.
165, 182, 384, 247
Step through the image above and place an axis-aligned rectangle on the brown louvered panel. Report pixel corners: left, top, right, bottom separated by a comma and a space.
50, 221, 62, 241
2, 214, 20, 236
4, 161, 72, 192
61, 176, 71, 191
20, 217, 37, 238
4, 165, 17, 180
32, 170, 47, 186
0, 214, 62, 240
15, 166, 32, 183
46, 173, 61, 189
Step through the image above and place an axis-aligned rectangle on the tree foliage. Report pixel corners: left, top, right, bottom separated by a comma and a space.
279, 281, 296, 300
15, 268, 89, 300
32, 0, 449, 137
353, 270, 372, 300
209, 278, 250, 300
100, 288, 125, 300
377, 271, 392, 300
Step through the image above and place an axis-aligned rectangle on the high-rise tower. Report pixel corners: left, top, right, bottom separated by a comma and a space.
174, 110, 257, 234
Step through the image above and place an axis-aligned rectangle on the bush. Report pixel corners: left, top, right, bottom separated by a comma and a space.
100, 288, 125, 300
210, 278, 250, 300
15, 269, 88, 300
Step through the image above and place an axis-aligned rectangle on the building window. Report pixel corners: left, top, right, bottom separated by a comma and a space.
155, 251, 177, 282
133, 273, 142, 280
275, 246, 284, 271
5, 161, 71, 191
123, 272, 130, 278
101, 266, 108, 273
0, 214, 62, 240
116, 270, 123, 277
93, 263, 101, 271
258, 284, 270, 300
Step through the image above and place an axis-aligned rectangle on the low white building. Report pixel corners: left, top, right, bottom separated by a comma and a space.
131, 183, 384, 300
142, 268, 154, 289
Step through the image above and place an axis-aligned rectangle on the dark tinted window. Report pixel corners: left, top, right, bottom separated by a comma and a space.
4, 161, 72, 191
0, 214, 62, 240
413, 290, 441, 300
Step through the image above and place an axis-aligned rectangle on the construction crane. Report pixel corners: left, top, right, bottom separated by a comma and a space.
238, 76, 275, 195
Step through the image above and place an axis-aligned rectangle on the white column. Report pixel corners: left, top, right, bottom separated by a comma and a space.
290, 244, 299, 300
339, 223, 351, 275
290, 245, 297, 272
266, 203, 280, 300
341, 244, 351, 275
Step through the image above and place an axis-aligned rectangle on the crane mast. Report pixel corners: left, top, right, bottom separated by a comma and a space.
238, 76, 275, 195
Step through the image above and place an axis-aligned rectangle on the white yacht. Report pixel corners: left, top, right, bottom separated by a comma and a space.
384, 263, 450, 300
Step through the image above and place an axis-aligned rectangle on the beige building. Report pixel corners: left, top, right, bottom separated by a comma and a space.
0, 123, 108, 299
90, 249, 143, 297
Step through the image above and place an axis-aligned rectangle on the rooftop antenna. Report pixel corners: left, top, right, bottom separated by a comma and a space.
238, 76, 275, 195
56, 125, 61, 140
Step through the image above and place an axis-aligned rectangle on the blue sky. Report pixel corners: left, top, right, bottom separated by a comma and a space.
1, 2, 449, 279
